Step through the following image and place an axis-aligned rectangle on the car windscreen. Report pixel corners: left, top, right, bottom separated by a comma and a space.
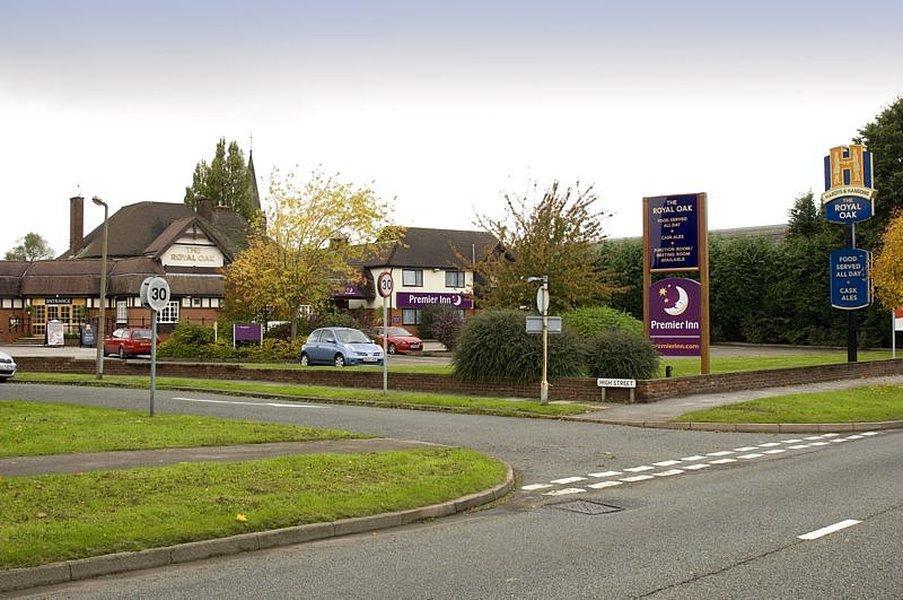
386, 328, 412, 336
132, 330, 152, 340
336, 329, 371, 344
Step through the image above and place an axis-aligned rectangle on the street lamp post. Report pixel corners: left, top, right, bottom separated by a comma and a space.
526, 275, 550, 405
92, 197, 109, 380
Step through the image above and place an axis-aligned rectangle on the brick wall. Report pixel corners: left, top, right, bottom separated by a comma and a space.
11, 356, 902, 403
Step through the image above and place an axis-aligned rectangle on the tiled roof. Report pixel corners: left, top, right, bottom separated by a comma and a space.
365, 227, 499, 269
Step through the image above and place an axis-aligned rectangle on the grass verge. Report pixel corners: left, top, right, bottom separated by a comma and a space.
0, 447, 506, 569
659, 350, 893, 378
14, 373, 591, 417
0, 400, 357, 459
675, 384, 903, 423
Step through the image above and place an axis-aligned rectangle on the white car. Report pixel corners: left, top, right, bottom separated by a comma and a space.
0, 350, 16, 382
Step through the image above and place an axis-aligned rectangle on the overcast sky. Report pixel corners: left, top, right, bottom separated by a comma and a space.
1, 0, 901, 256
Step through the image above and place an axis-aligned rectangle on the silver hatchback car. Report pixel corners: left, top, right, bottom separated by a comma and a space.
0, 350, 17, 382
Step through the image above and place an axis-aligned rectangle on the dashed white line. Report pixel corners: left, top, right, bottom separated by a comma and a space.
682, 463, 711, 470
738, 453, 765, 459
830, 438, 848, 443
846, 435, 864, 440
758, 442, 782, 448
521, 484, 553, 491
781, 439, 803, 444
707, 451, 734, 457
804, 436, 824, 441
653, 460, 682, 467
710, 458, 737, 464
654, 469, 685, 477
550, 476, 586, 485
861, 431, 880, 436
734, 446, 758, 452
543, 487, 586, 496
588, 481, 623, 490
173, 397, 316, 409
797, 519, 861, 541
763, 449, 786, 455
621, 474, 655, 482
810, 442, 830, 446
588, 470, 622, 478
822, 433, 840, 438
787, 444, 812, 450
623, 466, 654, 473
680, 455, 706, 461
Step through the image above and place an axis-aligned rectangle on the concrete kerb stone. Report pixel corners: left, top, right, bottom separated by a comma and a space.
0, 462, 515, 594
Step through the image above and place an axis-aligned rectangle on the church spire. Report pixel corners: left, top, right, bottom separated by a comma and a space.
247, 148, 261, 213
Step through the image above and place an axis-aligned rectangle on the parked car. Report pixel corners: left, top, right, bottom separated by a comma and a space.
0, 350, 16, 382
300, 327, 385, 367
370, 326, 423, 355
103, 328, 154, 358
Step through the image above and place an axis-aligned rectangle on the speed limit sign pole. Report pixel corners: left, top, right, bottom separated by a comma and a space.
140, 276, 170, 417
377, 271, 394, 395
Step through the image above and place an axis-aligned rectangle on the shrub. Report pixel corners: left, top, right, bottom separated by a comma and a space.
431, 308, 464, 351
453, 310, 584, 382
563, 305, 643, 337
298, 308, 363, 335
419, 304, 447, 338
585, 330, 659, 380
158, 322, 303, 361
264, 321, 293, 340
168, 323, 216, 346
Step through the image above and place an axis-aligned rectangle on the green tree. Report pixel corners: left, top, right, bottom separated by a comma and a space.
5, 232, 54, 261
855, 96, 903, 248
184, 139, 258, 220
474, 180, 620, 313
595, 238, 643, 318
786, 191, 824, 238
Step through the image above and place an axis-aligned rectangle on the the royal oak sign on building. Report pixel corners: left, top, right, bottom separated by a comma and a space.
821, 144, 876, 225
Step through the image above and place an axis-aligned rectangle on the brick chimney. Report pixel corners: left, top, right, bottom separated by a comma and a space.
69, 195, 84, 256
196, 196, 214, 221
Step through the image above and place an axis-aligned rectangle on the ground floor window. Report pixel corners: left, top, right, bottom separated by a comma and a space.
157, 300, 180, 324
116, 300, 128, 323
402, 308, 421, 325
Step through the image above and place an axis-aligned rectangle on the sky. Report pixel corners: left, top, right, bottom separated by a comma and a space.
1, 0, 901, 256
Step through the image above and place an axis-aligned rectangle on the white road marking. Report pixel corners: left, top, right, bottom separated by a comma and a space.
173, 397, 316, 409
624, 466, 654, 473
810, 442, 830, 446
738, 453, 765, 459
654, 469, 684, 477
861, 431, 879, 436
680, 455, 706, 461
621, 474, 655, 482
758, 442, 782, 447
653, 460, 682, 467
542, 488, 587, 496
763, 449, 786, 455
804, 436, 824, 441
550, 476, 586, 485
797, 519, 861, 541
830, 438, 848, 443
787, 444, 812, 450
709, 458, 737, 464
845, 435, 864, 440
821, 433, 839, 438
734, 446, 758, 452
781, 439, 803, 444
521, 484, 553, 491
707, 451, 734, 457
588, 471, 622, 478
588, 481, 623, 490
682, 463, 711, 470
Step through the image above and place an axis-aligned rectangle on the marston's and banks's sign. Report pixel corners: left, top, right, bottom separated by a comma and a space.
396, 292, 473, 310
829, 248, 871, 310
822, 145, 876, 225
648, 277, 702, 357
646, 194, 699, 271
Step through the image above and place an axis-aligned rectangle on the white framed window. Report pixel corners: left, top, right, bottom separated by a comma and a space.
445, 270, 465, 288
1, 299, 10, 309
402, 308, 421, 325
191, 297, 202, 308
13, 298, 23, 308
210, 298, 221, 308
157, 301, 180, 324
402, 269, 422, 287
116, 300, 128, 323
202, 298, 210, 308
298, 304, 312, 317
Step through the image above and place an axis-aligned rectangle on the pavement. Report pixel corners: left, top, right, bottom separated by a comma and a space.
0, 438, 438, 477
579, 374, 903, 423
2, 382, 901, 598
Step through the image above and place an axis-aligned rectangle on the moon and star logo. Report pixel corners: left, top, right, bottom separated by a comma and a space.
659, 283, 689, 317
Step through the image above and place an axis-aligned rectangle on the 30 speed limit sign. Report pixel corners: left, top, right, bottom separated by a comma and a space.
377, 271, 394, 298
140, 276, 171, 312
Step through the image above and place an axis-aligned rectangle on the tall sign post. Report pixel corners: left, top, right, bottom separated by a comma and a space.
535, 276, 550, 405
140, 276, 170, 417
821, 144, 877, 363
376, 271, 394, 395
642, 193, 710, 374
893, 308, 903, 359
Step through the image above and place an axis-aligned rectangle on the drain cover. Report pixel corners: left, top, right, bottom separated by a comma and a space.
555, 500, 622, 515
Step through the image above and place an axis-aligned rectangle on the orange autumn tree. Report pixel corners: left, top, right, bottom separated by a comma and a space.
872, 212, 903, 310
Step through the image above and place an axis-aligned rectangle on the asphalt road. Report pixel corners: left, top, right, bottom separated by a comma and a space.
4, 383, 901, 599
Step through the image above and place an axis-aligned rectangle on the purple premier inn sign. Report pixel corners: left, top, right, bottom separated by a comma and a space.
396, 292, 474, 309
648, 277, 702, 356
647, 194, 700, 271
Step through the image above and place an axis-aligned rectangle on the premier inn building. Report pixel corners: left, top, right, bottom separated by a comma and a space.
0, 196, 251, 343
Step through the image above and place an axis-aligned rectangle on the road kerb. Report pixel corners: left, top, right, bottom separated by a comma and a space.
0, 463, 514, 594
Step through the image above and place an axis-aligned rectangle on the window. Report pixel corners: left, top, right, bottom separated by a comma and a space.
210, 298, 221, 308
116, 300, 127, 323
157, 301, 180, 324
298, 305, 312, 317
402, 269, 422, 287
402, 309, 421, 325
308, 330, 321, 343
191, 297, 202, 308
111, 329, 125, 339
445, 270, 465, 288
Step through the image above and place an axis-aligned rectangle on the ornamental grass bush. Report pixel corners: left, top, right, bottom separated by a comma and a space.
563, 305, 643, 337
452, 310, 585, 382
585, 330, 659, 380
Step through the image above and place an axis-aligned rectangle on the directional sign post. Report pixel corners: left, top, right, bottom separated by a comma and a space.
376, 271, 394, 395
140, 276, 170, 417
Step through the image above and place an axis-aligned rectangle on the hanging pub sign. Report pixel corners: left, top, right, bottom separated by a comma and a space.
821, 145, 876, 225
829, 248, 871, 310
645, 194, 700, 271
648, 278, 702, 357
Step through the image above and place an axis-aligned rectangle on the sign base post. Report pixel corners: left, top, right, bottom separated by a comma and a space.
150, 310, 157, 417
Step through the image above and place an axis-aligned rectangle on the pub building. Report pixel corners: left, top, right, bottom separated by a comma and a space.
0, 194, 253, 344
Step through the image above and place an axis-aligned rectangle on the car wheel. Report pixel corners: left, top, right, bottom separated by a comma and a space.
334, 354, 345, 367
300, 353, 310, 366
388, 343, 397, 355
118, 346, 126, 360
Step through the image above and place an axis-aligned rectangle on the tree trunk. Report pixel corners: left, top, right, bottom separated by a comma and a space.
290, 308, 299, 340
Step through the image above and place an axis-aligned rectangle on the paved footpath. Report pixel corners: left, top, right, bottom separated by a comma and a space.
578, 374, 903, 423
0, 438, 436, 477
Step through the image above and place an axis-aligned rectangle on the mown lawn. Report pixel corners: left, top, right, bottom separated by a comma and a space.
0, 448, 507, 568
675, 384, 903, 423
0, 400, 357, 458
245, 362, 454, 375
14, 373, 592, 417
659, 350, 893, 378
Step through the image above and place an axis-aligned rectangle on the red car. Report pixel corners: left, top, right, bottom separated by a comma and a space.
103, 328, 154, 358
370, 327, 423, 355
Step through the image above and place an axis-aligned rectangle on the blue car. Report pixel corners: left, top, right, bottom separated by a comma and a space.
300, 327, 385, 367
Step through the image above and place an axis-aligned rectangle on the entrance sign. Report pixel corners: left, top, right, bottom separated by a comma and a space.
822, 145, 876, 225
643, 193, 710, 373
140, 277, 171, 312
648, 278, 702, 356
526, 315, 561, 334
646, 194, 699, 271
829, 249, 871, 310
